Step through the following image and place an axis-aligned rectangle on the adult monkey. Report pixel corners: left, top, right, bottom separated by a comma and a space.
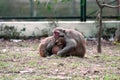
47, 27, 86, 57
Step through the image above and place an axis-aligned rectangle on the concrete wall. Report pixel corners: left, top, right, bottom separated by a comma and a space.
0, 21, 120, 38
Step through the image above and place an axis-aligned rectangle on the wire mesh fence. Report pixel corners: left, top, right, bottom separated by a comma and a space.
0, 0, 120, 21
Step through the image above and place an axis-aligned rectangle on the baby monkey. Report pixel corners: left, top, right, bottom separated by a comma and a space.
52, 36, 66, 54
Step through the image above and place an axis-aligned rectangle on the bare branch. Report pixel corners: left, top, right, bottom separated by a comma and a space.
96, 0, 120, 8
102, 4, 120, 8
96, 0, 102, 7
45, 0, 50, 8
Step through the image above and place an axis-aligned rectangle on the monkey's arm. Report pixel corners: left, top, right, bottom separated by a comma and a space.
46, 41, 55, 56
57, 39, 77, 56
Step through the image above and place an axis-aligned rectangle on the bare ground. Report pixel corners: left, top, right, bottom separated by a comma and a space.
0, 39, 120, 80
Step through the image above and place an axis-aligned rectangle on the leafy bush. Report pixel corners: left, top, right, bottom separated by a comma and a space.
0, 24, 25, 39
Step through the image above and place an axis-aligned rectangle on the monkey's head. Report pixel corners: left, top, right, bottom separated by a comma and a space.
55, 36, 66, 48
52, 36, 66, 54
53, 27, 66, 39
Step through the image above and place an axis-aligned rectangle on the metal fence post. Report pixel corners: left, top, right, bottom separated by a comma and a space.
30, 0, 34, 17
80, 0, 86, 21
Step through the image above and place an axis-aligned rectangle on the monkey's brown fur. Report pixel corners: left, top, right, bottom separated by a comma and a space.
52, 37, 66, 54
53, 28, 86, 57
38, 36, 66, 57
38, 36, 55, 57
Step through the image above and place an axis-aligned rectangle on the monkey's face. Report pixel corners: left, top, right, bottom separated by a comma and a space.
53, 27, 66, 39
55, 37, 66, 48
52, 37, 66, 54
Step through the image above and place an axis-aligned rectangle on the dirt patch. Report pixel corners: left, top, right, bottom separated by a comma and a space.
0, 39, 120, 80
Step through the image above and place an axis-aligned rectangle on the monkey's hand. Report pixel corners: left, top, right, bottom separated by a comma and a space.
56, 50, 63, 57
57, 39, 77, 57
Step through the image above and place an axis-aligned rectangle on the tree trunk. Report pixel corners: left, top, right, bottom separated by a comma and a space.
115, 27, 120, 42
97, 8, 102, 53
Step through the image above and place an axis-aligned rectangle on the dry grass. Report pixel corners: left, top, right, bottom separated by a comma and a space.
0, 39, 120, 80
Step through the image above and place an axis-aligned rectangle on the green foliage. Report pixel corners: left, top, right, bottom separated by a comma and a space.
0, 0, 30, 17
46, 3, 52, 11
0, 24, 26, 39
104, 74, 120, 80
0, 0, 119, 18
53, 0, 58, 3
103, 27, 117, 36
61, 0, 71, 3
41, 28, 49, 37
45, 0, 71, 12
0, 0, 77, 17
0, 61, 9, 69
